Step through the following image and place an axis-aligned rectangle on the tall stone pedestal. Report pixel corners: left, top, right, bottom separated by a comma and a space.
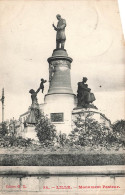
43, 49, 77, 135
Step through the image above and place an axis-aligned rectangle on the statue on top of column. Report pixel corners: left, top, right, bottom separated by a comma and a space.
52, 14, 66, 49
77, 77, 96, 108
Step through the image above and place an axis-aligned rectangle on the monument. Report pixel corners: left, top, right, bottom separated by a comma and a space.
41, 14, 111, 135
42, 14, 77, 134
20, 14, 111, 138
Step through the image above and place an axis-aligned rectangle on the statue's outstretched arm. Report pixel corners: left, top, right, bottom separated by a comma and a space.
52, 24, 57, 31
54, 27, 57, 31
36, 87, 40, 94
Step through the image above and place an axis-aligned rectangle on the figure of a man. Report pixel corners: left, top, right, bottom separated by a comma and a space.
52, 14, 66, 49
77, 77, 96, 107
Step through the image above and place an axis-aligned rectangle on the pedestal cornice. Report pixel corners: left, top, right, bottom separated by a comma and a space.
48, 49, 73, 63
48, 56, 73, 63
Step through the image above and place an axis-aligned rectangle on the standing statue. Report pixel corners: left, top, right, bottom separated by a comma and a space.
52, 14, 66, 49
26, 88, 40, 124
77, 77, 96, 108
29, 89, 39, 108
26, 78, 47, 124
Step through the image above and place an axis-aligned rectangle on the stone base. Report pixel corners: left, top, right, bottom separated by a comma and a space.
72, 108, 111, 128
42, 93, 77, 135
23, 125, 38, 141
74, 103, 98, 110
52, 49, 68, 57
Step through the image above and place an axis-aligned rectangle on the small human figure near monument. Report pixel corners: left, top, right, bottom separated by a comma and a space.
77, 77, 96, 108
39, 78, 47, 93
52, 14, 66, 49
36, 78, 47, 93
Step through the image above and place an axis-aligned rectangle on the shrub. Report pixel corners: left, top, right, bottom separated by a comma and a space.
0, 122, 8, 136
69, 112, 112, 148
0, 135, 32, 148
57, 132, 68, 147
34, 108, 57, 146
112, 120, 125, 147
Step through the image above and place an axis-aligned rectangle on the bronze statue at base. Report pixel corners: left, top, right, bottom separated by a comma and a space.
26, 78, 47, 125
77, 77, 96, 108
25, 89, 40, 125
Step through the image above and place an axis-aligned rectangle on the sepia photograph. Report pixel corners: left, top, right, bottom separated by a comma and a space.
0, 0, 125, 194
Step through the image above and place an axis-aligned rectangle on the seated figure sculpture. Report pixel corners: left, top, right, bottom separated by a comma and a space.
77, 77, 96, 108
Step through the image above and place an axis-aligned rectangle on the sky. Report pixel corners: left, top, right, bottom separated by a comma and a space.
118, 0, 125, 39
0, 0, 125, 123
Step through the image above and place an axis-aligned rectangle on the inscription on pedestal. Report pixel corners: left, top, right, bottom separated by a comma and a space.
51, 113, 64, 122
